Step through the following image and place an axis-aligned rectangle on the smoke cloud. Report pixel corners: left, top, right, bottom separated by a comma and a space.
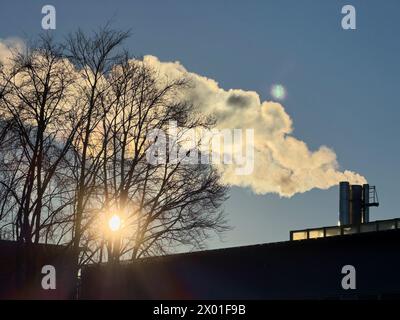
142, 55, 366, 197
0, 38, 24, 66
0, 38, 366, 197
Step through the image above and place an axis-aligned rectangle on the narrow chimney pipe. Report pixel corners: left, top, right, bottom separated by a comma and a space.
363, 184, 370, 223
350, 185, 363, 225
339, 181, 350, 225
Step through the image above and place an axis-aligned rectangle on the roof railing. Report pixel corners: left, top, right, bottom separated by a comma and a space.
290, 218, 400, 241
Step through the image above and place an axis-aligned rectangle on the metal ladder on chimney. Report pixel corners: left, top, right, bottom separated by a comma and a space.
368, 186, 379, 207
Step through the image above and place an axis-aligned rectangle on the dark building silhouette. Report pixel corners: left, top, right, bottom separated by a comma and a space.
80, 225, 400, 299
3, 226, 400, 300
2, 181, 398, 300
80, 181, 398, 300
0, 240, 75, 299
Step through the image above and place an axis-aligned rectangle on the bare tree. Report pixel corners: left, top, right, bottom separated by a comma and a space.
0, 28, 229, 279
64, 27, 130, 269
0, 35, 80, 244
88, 57, 229, 262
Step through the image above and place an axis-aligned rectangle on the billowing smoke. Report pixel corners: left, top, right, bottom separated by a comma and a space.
142, 55, 366, 197
0, 38, 24, 66
0, 38, 366, 197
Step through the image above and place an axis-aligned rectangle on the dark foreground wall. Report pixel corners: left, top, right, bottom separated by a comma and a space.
0, 241, 75, 299
80, 229, 400, 299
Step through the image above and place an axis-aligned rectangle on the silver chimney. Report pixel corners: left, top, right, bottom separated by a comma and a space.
362, 184, 370, 223
350, 185, 362, 225
339, 182, 350, 225
339, 181, 379, 226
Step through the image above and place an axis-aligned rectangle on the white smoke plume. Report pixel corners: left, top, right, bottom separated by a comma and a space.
142, 55, 366, 197
0, 37, 366, 197
0, 38, 24, 66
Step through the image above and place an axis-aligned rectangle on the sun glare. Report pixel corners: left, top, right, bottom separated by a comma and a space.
108, 214, 122, 232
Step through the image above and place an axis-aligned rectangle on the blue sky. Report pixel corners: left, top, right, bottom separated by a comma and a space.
1, 0, 399, 248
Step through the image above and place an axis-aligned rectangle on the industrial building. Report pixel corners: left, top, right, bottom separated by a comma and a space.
80, 227, 400, 299
80, 182, 400, 300
1, 181, 400, 299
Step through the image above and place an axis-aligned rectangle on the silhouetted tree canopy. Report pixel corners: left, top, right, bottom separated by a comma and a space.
0, 28, 229, 266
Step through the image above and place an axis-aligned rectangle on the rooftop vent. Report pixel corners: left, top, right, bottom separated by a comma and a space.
339, 181, 379, 226
290, 181, 381, 241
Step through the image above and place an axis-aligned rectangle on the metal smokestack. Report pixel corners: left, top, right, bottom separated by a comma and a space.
350, 185, 362, 225
339, 182, 350, 225
362, 184, 370, 223
339, 181, 379, 226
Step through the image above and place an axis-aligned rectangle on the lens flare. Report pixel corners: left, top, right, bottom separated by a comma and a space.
270, 84, 286, 100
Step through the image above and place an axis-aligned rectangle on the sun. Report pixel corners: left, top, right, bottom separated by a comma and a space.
108, 214, 122, 232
